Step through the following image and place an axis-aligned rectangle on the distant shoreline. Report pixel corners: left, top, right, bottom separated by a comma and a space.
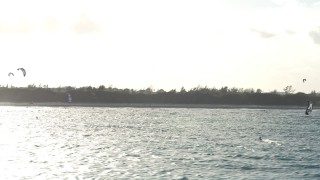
0, 102, 309, 109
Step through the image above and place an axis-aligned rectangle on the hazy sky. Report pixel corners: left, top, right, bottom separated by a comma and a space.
1, 0, 320, 93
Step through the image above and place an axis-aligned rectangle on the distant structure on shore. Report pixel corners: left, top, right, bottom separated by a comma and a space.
67, 93, 72, 103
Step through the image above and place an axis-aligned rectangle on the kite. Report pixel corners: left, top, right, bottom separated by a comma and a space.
17, 68, 26, 77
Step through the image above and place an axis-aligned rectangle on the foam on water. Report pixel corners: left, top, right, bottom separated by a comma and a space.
0, 106, 319, 179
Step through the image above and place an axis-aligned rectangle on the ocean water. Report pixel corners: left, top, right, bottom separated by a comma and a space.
0, 106, 319, 179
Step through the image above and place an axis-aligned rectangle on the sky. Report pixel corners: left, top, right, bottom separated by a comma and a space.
1, 0, 320, 93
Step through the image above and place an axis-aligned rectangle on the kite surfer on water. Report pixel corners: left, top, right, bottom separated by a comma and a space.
305, 101, 312, 115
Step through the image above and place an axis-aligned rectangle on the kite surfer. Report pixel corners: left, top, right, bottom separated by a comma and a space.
305, 101, 312, 115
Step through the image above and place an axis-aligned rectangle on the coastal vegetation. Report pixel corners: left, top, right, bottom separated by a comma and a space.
0, 85, 319, 106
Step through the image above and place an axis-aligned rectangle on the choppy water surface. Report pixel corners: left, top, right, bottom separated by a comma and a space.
0, 106, 319, 179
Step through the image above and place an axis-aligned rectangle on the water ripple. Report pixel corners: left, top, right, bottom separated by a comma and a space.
0, 106, 319, 179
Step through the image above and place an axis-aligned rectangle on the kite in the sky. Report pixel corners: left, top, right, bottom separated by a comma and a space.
8, 72, 14, 76
17, 68, 26, 77
303, 79, 306, 83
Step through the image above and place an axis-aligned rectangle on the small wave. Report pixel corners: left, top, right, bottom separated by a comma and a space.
313, 173, 320, 178
290, 163, 320, 169
240, 165, 256, 170
273, 155, 295, 161
262, 139, 281, 145
247, 155, 263, 160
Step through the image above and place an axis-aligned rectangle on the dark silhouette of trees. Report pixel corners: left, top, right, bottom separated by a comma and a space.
98, 85, 105, 91
283, 85, 295, 94
0, 85, 319, 106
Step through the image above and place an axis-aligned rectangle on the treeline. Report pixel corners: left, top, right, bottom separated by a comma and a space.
0, 85, 319, 106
